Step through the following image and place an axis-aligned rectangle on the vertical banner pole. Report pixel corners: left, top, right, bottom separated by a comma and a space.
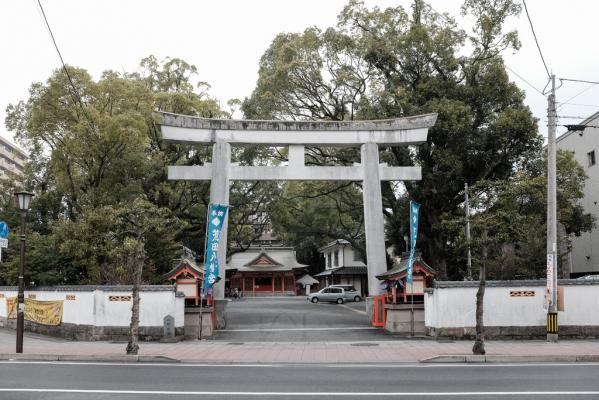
201, 203, 228, 338
408, 201, 420, 336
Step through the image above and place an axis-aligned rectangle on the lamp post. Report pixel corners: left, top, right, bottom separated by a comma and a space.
14, 191, 34, 353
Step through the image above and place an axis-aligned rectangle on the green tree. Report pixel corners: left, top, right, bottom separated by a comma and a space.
244, 0, 542, 278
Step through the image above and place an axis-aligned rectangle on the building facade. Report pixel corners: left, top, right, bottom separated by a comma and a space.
556, 112, 599, 276
314, 239, 368, 296
226, 246, 308, 296
0, 135, 26, 179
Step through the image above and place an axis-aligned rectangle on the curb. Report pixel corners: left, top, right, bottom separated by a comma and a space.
420, 354, 599, 363
0, 354, 180, 363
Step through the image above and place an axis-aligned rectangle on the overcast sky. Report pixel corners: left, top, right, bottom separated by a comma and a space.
2, 0, 598, 148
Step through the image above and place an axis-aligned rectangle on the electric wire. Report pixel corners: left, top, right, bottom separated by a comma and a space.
559, 78, 599, 85
558, 102, 599, 108
557, 84, 599, 111
522, 0, 551, 79
35, 0, 96, 131
505, 65, 544, 95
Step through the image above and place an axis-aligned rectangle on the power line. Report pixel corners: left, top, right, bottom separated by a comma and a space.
558, 102, 599, 108
35, 0, 95, 129
557, 84, 599, 111
560, 78, 599, 85
556, 115, 586, 119
505, 65, 544, 95
522, 0, 551, 79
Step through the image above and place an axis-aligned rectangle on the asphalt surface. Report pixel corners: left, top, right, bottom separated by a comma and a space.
216, 296, 393, 342
0, 361, 598, 399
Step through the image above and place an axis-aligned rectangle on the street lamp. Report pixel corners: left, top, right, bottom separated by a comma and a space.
14, 191, 34, 353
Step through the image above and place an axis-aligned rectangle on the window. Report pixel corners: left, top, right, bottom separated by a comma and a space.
588, 150, 596, 167
353, 249, 361, 262
334, 250, 339, 266
327, 253, 332, 268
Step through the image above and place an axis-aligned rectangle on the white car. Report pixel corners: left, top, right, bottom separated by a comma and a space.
329, 285, 362, 302
307, 287, 346, 304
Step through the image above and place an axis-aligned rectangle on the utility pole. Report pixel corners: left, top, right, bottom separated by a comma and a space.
546, 74, 559, 342
465, 182, 472, 280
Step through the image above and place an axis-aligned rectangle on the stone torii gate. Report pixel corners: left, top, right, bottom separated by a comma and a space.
158, 112, 436, 322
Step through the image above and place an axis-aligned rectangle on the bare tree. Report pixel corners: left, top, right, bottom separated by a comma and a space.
472, 227, 488, 355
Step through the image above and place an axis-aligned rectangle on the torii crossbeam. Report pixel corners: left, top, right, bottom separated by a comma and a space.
158, 111, 436, 319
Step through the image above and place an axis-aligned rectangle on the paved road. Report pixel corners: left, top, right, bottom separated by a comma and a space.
217, 296, 393, 342
0, 361, 598, 399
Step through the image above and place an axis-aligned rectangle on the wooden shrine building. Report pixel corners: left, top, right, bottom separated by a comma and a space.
227, 246, 308, 296
166, 256, 204, 306
377, 252, 436, 303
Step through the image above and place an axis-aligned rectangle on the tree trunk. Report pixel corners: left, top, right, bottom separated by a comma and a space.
472, 229, 487, 355
126, 236, 145, 355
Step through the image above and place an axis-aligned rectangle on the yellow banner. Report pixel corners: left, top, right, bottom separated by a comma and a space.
6, 297, 63, 326
6, 297, 16, 319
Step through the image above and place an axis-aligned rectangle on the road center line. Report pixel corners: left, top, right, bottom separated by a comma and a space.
0, 389, 598, 396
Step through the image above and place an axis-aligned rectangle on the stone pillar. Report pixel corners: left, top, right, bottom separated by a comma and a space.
361, 142, 386, 296
209, 140, 230, 300
209, 140, 230, 329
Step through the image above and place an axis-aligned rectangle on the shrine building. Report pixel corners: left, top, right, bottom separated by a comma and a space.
226, 246, 308, 296
377, 252, 436, 303
166, 254, 204, 306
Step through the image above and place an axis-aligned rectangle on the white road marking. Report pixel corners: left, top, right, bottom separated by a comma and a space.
0, 361, 597, 368
222, 327, 376, 332
339, 304, 367, 315
0, 389, 598, 396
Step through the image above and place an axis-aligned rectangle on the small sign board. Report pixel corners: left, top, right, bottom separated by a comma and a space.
0, 238, 7, 248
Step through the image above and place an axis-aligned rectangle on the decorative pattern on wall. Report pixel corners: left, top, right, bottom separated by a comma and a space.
510, 290, 535, 297
108, 295, 132, 302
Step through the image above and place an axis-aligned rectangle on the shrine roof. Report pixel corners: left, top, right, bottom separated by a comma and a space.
376, 254, 435, 279
165, 258, 204, 280
226, 247, 308, 272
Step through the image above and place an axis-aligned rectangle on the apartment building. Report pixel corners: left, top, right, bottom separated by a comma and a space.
556, 111, 599, 276
0, 135, 27, 178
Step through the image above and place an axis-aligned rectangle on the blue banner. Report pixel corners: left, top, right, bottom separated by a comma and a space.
407, 201, 421, 284
203, 203, 228, 291
0, 221, 8, 239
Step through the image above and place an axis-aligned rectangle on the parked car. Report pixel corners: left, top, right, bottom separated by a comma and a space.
307, 287, 346, 304
329, 285, 362, 302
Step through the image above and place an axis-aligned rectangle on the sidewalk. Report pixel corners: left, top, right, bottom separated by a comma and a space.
1, 329, 598, 363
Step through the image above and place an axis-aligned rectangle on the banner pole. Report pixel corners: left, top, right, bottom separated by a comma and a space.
199, 288, 204, 340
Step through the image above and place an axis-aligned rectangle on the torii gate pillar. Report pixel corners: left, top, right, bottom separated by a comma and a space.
209, 140, 231, 302
361, 142, 387, 296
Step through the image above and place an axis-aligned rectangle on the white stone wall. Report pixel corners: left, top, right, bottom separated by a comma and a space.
425, 281, 599, 330
0, 286, 184, 328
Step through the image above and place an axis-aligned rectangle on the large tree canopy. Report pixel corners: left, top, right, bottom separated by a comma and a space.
1, 56, 280, 285
244, 0, 589, 279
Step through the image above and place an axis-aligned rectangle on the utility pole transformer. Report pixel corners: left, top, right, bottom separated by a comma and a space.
465, 183, 472, 281
547, 74, 559, 342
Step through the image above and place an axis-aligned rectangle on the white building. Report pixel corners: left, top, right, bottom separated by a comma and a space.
314, 239, 368, 296
0, 135, 27, 179
556, 111, 599, 276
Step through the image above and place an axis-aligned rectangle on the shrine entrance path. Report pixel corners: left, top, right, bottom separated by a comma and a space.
215, 297, 393, 342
